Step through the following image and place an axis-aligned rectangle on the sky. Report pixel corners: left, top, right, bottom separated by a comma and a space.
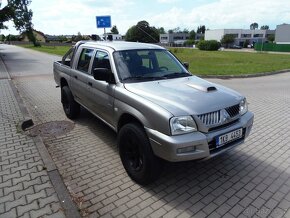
1, 0, 290, 36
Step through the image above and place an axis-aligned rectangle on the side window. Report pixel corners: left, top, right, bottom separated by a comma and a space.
92, 51, 112, 73
61, 47, 74, 67
77, 48, 94, 73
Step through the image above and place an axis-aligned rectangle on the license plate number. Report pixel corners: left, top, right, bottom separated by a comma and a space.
217, 128, 243, 147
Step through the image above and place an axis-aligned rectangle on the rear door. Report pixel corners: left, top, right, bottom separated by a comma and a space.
70, 47, 95, 108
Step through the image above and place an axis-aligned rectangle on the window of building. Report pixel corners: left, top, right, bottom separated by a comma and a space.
173, 36, 184, 40
242, 34, 251, 38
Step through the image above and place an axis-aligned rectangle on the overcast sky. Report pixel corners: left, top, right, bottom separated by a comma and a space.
1, 0, 290, 36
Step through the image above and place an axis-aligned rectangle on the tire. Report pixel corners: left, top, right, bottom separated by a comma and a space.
118, 123, 162, 185
61, 86, 80, 119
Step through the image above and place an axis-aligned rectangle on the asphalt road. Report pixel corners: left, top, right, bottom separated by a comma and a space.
0, 44, 59, 78
1, 44, 290, 218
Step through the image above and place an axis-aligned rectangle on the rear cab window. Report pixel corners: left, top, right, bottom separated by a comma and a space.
77, 48, 94, 73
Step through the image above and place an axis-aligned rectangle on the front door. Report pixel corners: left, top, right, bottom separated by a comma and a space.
87, 50, 116, 128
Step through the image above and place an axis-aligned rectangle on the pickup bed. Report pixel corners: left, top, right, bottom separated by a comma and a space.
54, 41, 254, 184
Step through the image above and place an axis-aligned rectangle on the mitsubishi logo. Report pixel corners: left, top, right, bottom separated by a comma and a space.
221, 109, 231, 123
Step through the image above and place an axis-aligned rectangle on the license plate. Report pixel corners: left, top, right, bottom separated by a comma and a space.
216, 128, 243, 148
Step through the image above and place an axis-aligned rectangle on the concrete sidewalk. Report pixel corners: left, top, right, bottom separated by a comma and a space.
0, 56, 76, 217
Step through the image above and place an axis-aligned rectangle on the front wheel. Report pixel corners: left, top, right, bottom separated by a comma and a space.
118, 123, 162, 185
61, 86, 80, 119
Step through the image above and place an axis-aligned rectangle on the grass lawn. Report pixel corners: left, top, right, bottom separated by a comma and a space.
20, 44, 290, 76
170, 48, 290, 76
20, 44, 71, 56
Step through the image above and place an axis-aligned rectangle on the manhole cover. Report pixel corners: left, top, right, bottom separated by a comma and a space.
28, 120, 75, 137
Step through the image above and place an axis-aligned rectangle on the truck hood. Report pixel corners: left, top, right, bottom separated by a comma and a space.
124, 76, 243, 116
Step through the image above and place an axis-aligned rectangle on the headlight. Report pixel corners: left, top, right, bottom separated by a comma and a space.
170, 116, 197, 135
239, 98, 248, 115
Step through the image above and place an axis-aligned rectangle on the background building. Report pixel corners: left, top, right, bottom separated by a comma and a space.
19, 29, 46, 43
275, 24, 290, 44
101, 33, 123, 41
160, 33, 189, 45
205, 29, 275, 46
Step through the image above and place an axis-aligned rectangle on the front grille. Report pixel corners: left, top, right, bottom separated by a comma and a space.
208, 119, 239, 132
197, 104, 240, 127
226, 104, 239, 117
197, 111, 220, 126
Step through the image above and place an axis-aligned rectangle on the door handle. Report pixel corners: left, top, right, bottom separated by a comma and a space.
74, 75, 78, 79
88, 82, 92, 86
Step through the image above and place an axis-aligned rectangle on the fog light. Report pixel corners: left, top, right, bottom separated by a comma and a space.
177, 146, 196, 154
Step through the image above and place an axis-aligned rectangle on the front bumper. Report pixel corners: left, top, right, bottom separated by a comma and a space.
146, 111, 254, 162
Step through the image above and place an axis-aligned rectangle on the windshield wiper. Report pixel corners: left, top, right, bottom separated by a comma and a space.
122, 76, 145, 81
163, 72, 191, 78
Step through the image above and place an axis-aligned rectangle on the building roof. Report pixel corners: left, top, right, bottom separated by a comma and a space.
19, 29, 46, 39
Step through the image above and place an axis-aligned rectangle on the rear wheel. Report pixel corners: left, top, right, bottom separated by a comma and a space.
118, 123, 162, 185
61, 86, 80, 119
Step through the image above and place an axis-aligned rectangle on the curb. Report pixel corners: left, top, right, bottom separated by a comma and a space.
198, 69, 290, 79
0, 53, 11, 80
2, 57, 81, 218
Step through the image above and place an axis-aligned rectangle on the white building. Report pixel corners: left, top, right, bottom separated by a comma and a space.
101, 33, 123, 41
205, 29, 275, 46
275, 24, 290, 44
160, 33, 190, 45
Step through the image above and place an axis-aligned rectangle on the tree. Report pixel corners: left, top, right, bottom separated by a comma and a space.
0, 6, 14, 29
267, 34, 275, 42
110, 25, 119, 34
197, 25, 206, 34
58, 35, 68, 43
72, 32, 83, 42
221, 34, 235, 48
158, 27, 166, 34
0, 34, 5, 41
172, 27, 181, 33
260, 25, 269, 30
182, 28, 189, 33
189, 30, 196, 40
0, 0, 38, 46
125, 21, 159, 43
250, 22, 259, 30
197, 40, 220, 51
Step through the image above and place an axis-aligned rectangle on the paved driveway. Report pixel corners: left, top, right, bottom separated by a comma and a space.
3, 44, 290, 217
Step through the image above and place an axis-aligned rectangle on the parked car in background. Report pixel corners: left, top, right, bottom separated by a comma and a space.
230, 45, 242, 49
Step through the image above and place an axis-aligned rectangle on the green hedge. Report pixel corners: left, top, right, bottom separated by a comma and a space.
255, 43, 290, 52
197, 40, 221, 51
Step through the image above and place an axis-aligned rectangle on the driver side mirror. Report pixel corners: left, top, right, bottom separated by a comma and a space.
183, 62, 189, 70
93, 68, 115, 83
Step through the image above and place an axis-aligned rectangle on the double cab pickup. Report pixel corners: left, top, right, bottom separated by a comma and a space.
53, 41, 254, 184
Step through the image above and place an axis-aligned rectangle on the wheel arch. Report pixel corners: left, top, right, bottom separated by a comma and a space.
117, 113, 144, 133
60, 77, 68, 88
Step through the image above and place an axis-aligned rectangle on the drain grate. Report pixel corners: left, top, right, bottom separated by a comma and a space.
28, 120, 75, 137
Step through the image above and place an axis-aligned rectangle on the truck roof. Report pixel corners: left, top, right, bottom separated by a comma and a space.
76, 40, 165, 51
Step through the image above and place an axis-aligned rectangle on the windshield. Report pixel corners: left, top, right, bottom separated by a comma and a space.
113, 49, 191, 82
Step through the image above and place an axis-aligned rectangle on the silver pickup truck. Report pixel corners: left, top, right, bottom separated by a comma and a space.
54, 41, 254, 184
